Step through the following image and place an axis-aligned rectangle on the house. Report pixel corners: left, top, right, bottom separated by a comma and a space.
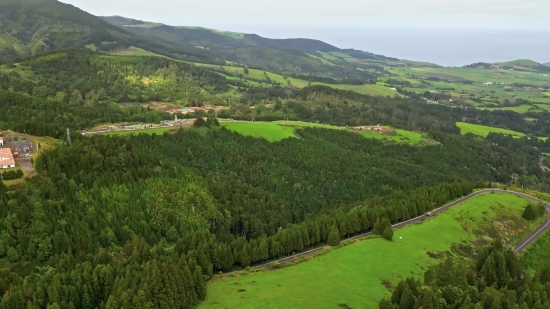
0, 148, 15, 169
0, 137, 3, 146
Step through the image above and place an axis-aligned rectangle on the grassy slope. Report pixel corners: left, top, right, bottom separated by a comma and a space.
457, 122, 526, 137
221, 121, 343, 142
200, 193, 534, 309
385, 65, 550, 106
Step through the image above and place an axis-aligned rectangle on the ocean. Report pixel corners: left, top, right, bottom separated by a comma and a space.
236, 26, 550, 67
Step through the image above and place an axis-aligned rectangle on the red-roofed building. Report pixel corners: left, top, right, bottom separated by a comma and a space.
0, 148, 15, 169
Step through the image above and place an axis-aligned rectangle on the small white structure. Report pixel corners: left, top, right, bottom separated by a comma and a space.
0, 137, 3, 146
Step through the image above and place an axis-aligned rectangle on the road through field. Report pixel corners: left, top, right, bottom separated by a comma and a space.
251, 189, 550, 270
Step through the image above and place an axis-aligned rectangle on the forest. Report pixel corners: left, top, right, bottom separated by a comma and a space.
0, 120, 549, 308
0, 89, 171, 139
0, 51, 231, 105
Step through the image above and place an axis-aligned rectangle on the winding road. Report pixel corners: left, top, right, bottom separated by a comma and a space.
252, 189, 550, 270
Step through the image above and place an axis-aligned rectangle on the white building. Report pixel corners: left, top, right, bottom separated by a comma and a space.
0, 148, 15, 169
0, 137, 3, 146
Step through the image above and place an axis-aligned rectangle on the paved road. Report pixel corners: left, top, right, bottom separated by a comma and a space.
251, 189, 550, 270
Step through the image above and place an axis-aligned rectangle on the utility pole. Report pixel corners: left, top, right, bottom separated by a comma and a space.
67, 128, 71, 146
511, 174, 519, 187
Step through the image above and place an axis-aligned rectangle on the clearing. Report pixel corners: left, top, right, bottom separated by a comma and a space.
360, 129, 428, 145
457, 122, 526, 137
200, 193, 537, 309
221, 121, 342, 142
222, 121, 427, 144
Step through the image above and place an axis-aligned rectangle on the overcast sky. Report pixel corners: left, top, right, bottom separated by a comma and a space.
61, 0, 549, 34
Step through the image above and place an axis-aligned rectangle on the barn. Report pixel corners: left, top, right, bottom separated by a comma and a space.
0, 148, 15, 169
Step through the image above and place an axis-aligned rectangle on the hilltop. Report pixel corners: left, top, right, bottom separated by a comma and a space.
0, 0, 219, 62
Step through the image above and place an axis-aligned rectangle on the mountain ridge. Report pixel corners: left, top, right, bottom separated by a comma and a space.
0, 0, 220, 62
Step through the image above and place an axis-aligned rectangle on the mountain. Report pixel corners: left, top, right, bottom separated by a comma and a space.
0, 0, 220, 62
101, 16, 395, 78
102, 16, 341, 53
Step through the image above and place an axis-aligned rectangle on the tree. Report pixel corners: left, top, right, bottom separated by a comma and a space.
399, 285, 416, 309
327, 225, 340, 246
240, 244, 251, 267
7, 247, 19, 262
383, 226, 394, 241
193, 266, 206, 300
522, 204, 537, 221
373, 218, 382, 235
69, 90, 84, 106
244, 67, 249, 75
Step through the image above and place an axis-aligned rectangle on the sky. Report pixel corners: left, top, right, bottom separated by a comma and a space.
59, 0, 550, 65
60, 0, 550, 32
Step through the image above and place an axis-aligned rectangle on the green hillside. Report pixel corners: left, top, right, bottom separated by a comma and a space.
100, 16, 385, 79
0, 0, 217, 62
0, 50, 232, 105
497, 59, 541, 68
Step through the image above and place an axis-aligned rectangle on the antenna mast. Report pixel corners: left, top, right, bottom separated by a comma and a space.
67, 128, 72, 146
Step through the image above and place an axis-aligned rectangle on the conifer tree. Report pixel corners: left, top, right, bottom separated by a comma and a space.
399, 285, 416, 309
327, 225, 340, 246
240, 244, 251, 267
193, 266, 207, 301
522, 204, 537, 221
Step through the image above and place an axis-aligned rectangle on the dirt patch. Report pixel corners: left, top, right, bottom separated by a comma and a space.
380, 278, 396, 291
338, 304, 353, 309
15, 158, 34, 173
427, 251, 445, 259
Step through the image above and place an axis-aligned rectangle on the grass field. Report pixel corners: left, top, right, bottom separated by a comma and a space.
221, 121, 342, 142
457, 122, 526, 137
104, 127, 173, 136
200, 193, 534, 309
522, 229, 550, 275
360, 129, 426, 144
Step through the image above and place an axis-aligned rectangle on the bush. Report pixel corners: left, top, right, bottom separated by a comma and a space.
0, 169, 23, 180
383, 226, 394, 241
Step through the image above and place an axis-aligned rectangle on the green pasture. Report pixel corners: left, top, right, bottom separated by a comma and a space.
200, 193, 534, 309
221, 121, 342, 142
313, 83, 400, 97
307, 54, 336, 66
104, 127, 172, 136
360, 129, 426, 144
522, 228, 550, 275
316, 51, 339, 61
457, 122, 526, 137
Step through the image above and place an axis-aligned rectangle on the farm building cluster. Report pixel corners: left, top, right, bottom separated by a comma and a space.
0, 131, 35, 169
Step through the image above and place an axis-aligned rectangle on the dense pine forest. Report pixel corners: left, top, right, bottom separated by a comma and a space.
0, 118, 549, 308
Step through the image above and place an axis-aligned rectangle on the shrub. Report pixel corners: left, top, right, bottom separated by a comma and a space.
383, 226, 394, 241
